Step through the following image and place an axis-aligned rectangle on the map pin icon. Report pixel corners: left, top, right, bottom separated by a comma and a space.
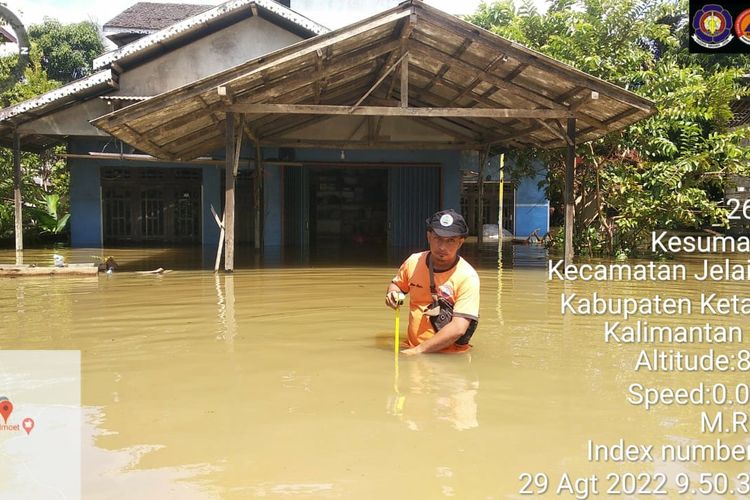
0, 399, 13, 424
22, 417, 34, 435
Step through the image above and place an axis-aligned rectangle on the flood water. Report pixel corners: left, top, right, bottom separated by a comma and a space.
1, 244, 748, 498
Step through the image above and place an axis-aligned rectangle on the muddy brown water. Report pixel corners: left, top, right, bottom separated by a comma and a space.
1, 245, 748, 498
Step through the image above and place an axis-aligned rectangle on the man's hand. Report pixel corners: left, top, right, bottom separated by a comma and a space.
385, 290, 405, 310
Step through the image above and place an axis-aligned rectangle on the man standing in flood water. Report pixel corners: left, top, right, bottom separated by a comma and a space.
385, 209, 480, 355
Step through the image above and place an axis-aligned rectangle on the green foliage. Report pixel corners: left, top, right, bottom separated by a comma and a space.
1, 43, 59, 107
26, 194, 70, 234
466, 0, 750, 256
27, 18, 104, 83
0, 143, 68, 242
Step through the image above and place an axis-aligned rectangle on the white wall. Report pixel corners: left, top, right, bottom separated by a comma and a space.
117, 16, 303, 95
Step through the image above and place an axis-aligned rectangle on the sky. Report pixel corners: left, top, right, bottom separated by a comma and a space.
6, 0, 492, 28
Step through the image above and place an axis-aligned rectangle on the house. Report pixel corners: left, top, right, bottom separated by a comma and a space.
0, 0, 654, 268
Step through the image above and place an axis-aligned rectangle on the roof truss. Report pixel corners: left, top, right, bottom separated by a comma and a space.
91, 0, 655, 160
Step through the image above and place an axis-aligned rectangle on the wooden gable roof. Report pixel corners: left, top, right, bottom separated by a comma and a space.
92, 0, 655, 160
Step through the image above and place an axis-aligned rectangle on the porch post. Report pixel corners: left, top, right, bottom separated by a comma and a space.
564, 118, 576, 265
224, 113, 236, 272
13, 129, 23, 265
254, 140, 263, 250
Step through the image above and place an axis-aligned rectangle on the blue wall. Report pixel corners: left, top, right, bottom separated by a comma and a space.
514, 167, 549, 237
461, 153, 549, 237
70, 162, 102, 247
68, 139, 225, 248
67, 139, 546, 247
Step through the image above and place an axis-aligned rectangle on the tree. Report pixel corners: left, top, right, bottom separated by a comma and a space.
28, 18, 104, 83
466, 0, 750, 257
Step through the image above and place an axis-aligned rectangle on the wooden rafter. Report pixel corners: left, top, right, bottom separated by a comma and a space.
253, 75, 376, 135
569, 90, 599, 112
363, 15, 414, 100
541, 107, 640, 147
417, 7, 652, 111
410, 116, 482, 142
555, 86, 586, 105
369, 93, 489, 140
170, 127, 224, 156
406, 83, 513, 135
258, 138, 483, 149
464, 60, 525, 108
140, 101, 224, 136
260, 115, 335, 139
446, 53, 508, 106
121, 123, 175, 159
409, 39, 563, 109
352, 51, 409, 109
226, 103, 576, 119
244, 66, 380, 129
537, 119, 572, 145
233, 40, 400, 106
421, 38, 472, 93
487, 123, 544, 146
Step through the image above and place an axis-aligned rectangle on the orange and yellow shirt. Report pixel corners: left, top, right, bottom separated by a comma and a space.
392, 251, 480, 353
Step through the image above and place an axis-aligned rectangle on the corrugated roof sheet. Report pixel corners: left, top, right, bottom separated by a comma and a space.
0, 70, 115, 122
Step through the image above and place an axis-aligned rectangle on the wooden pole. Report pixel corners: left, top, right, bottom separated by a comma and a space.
564, 118, 576, 265
476, 148, 488, 244
400, 53, 409, 108
254, 139, 263, 250
13, 130, 22, 265
224, 113, 236, 272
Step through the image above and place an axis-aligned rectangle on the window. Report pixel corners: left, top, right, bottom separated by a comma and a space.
141, 190, 164, 236
174, 190, 200, 238
104, 189, 132, 239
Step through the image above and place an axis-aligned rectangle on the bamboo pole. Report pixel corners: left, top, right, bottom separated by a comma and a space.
254, 139, 263, 250
210, 205, 225, 272
498, 153, 505, 248
13, 130, 22, 265
564, 118, 576, 265
476, 147, 488, 244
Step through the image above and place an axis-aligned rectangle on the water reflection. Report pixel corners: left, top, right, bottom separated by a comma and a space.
215, 274, 237, 344
395, 356, 479, 432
